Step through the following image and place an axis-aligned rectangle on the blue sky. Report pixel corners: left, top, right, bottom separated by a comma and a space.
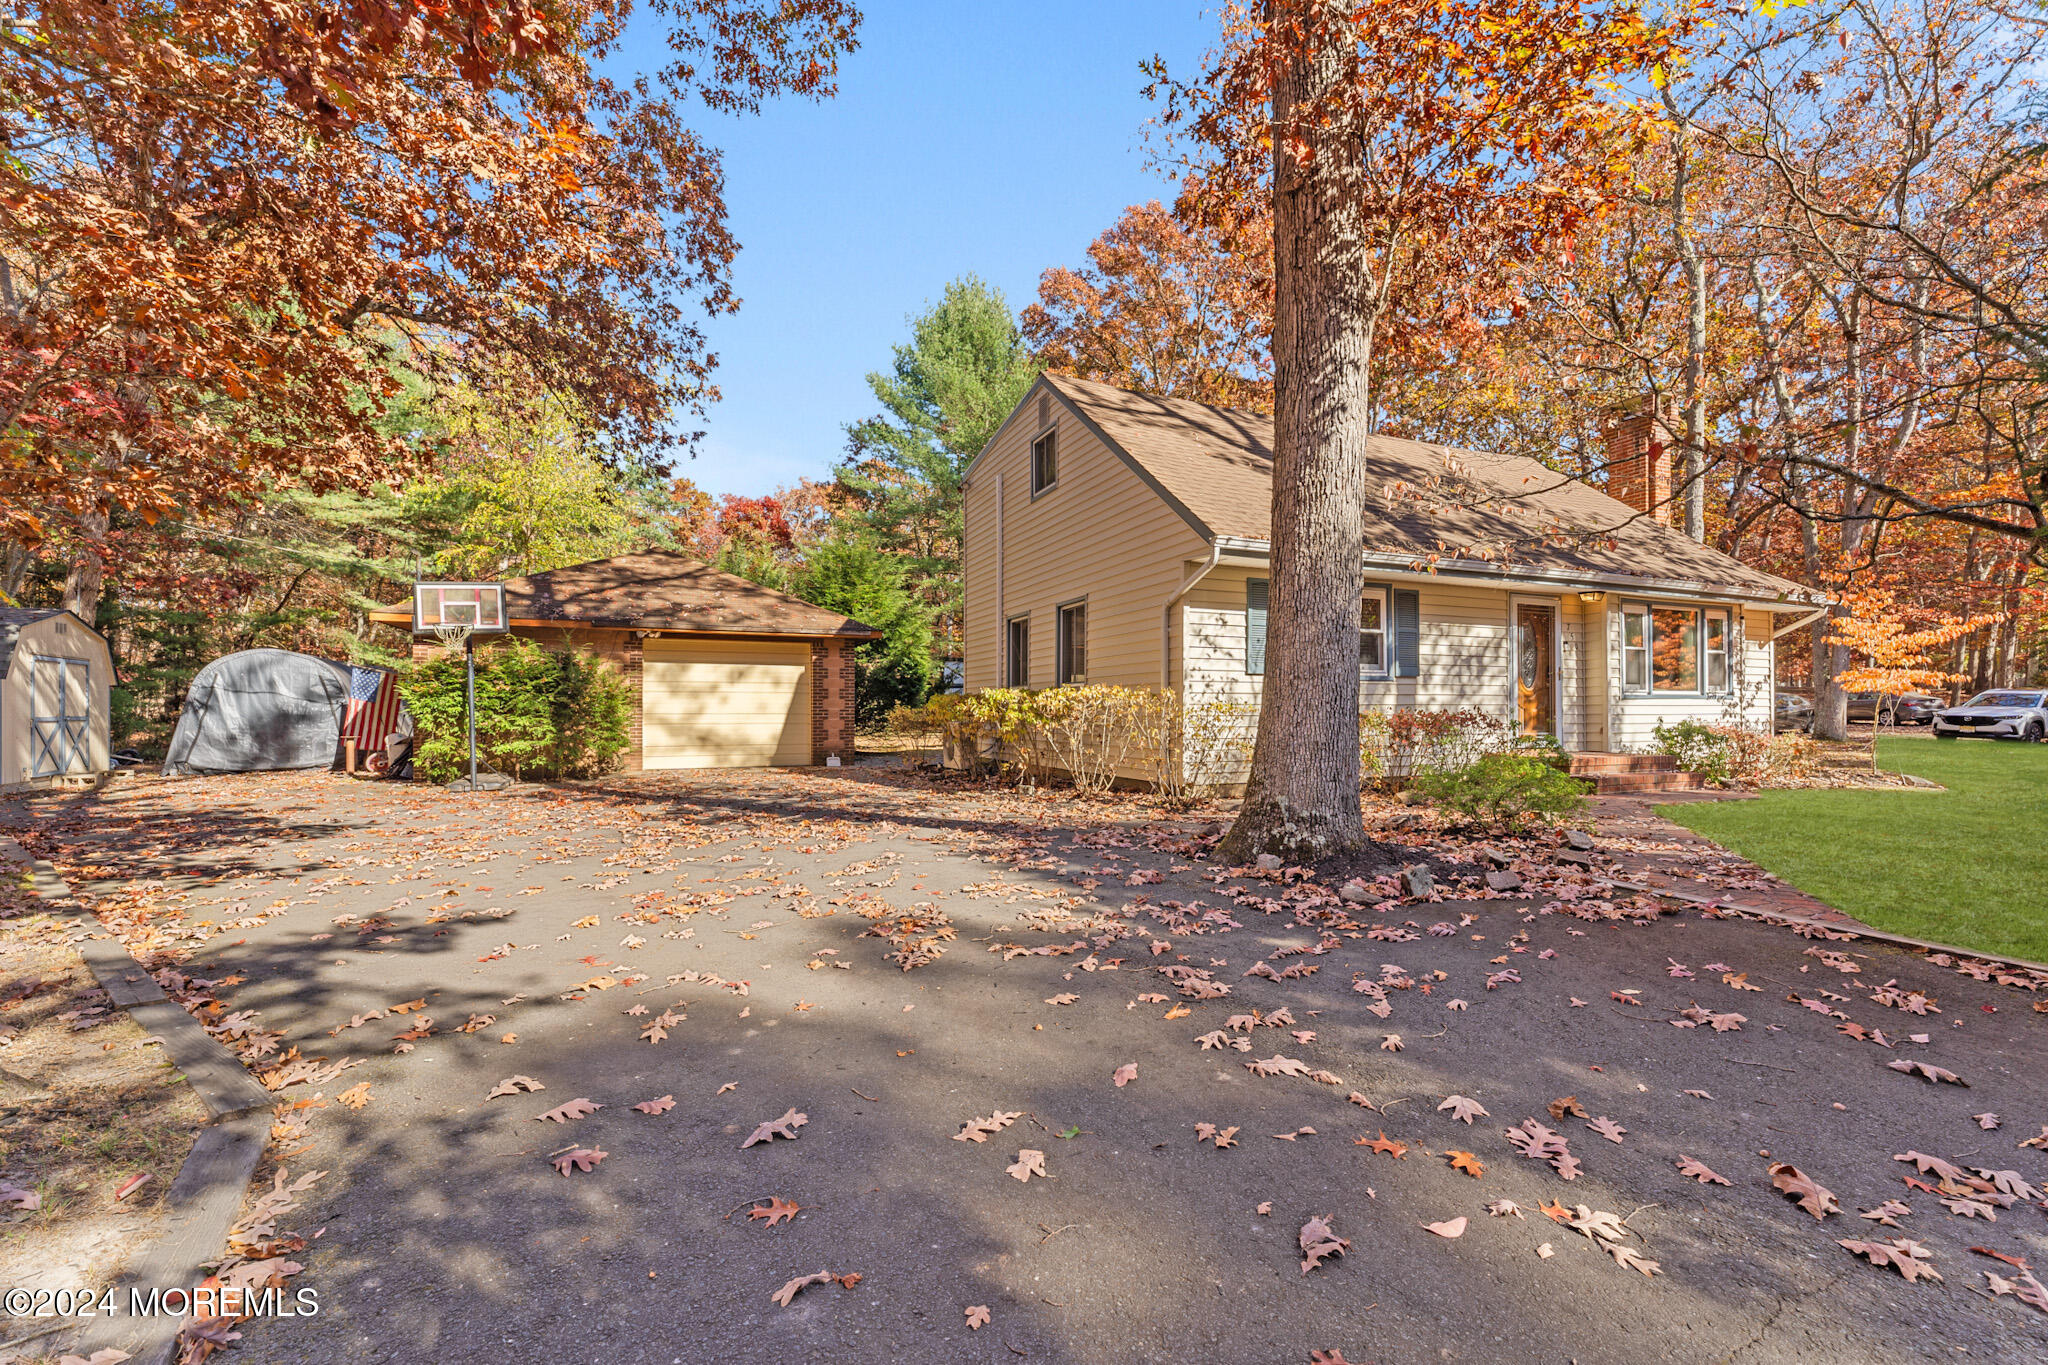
616, 2, 1216, 497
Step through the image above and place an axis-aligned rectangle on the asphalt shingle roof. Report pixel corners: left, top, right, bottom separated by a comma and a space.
374, 553, 880, 638
1042, 372, 1819, 603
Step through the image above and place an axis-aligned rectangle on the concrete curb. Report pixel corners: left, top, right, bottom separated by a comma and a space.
0, 839, 273, 1365
1601, 875, 2048, 977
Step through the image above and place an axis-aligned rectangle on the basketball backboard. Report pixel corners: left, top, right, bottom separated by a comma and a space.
412, 582, 508, 635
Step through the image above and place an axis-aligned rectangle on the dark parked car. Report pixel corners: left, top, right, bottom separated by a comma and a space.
1846, 691, 1942, 726
1933, 690, 2048, 742
1775, 692, 1814, 733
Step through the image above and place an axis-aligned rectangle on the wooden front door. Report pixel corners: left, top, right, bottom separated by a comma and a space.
1515, 604, 1556, 735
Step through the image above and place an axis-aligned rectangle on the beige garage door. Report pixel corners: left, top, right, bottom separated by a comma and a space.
642, 638, 812, 769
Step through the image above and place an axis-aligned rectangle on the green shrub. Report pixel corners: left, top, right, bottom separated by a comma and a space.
1506, 730, 1572, 772
1414, 753, 1588, 830
1652, 719, 1734, 786
398, 636, 631, 782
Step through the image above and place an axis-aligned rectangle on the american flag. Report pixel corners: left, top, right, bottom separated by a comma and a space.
343, 665, 402, 752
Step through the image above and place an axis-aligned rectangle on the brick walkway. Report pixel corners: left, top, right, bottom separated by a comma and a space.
1583, 791, 1863, 926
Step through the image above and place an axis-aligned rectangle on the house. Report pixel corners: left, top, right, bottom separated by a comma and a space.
370, 553, 878, 771
1, 607, 113, 790
959, 374, 1824, 774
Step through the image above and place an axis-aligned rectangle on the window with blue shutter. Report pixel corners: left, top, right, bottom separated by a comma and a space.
1393, 588, 1420, 678
1246, 578, 1269, 675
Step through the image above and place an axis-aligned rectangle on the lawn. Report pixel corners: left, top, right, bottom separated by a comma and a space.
1660, 734, 2048, 963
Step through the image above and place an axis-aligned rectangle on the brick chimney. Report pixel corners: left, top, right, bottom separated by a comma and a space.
1604, 397, 1680, 525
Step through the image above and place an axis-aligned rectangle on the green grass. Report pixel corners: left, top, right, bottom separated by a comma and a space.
1657, 735, 2048, 963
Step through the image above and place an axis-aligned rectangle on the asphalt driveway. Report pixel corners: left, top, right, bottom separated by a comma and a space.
9, 765, 2047, 1364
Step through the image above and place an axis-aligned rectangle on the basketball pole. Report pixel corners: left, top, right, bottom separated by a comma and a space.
465, 633, 478, 788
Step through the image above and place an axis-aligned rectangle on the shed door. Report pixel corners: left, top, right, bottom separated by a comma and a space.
642, 638, 812, 769
29, 655, 92, 778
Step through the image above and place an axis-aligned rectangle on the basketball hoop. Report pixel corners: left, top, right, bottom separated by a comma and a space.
411, 580, 504, 790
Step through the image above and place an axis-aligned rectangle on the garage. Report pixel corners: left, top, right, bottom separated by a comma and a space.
642, 637, 813, 769
373, 552, 878, 773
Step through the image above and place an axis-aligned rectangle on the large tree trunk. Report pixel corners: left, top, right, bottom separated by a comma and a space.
60, 502, 108, 625
1668, 117, 1709, 542
1219, 6, 1385, 864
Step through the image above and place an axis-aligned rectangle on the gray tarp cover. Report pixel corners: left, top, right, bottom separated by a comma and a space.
164, 649, 372, 775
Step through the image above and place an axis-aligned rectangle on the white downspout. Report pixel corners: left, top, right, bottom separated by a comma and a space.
1161, 542, 1223, 693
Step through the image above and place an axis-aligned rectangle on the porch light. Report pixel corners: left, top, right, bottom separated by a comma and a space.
1578, 591, 1605, 603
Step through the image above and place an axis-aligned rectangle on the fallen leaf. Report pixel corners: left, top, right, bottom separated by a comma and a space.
1256, 1200, 1274, 1215
1446, 1151, 1485, 1178
1006, 1148, 1048, 1183
486, 1075, 544, 1100
1586, 1116, 1627, 1144
1886, 1058, 1967, 1086
955, 1110, 1024, 1143
1971, 1113, 2001, 1131
1438, 1095, 1488, 1125
336, 1082, 372, 1110
550, 1147, 606, 1176
965, 1305, 991, 1330
1358, 1131, 1407, 1158
535, 1098, 603, 1124
1547, 1096, 1588, 1120
633, 1095, 677, 1115
1044, 993, 1078, 1006
1838, 1237, 1941, 1283
1485, 1199, 1525, 1219
1422, 1216, 1468, 1239
771, 1269, 834, 1307
1112, 1062, 1139, 1088
1380, 1034, 1403, 1052
747, 1197, 801, 1228
1768, 1162, 1841, 1219
1675, 1155, 1731, 1185
1861, 1200, 1913, 1227
1194, 1123, 1239, 1149
741, 1108, 808, 1148
1299, 1214, 1349, 1274
1984, 1268, 2048, 1314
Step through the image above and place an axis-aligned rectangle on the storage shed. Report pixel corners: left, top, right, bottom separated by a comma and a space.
370, 553, 879, 771
0, 607, 112, 789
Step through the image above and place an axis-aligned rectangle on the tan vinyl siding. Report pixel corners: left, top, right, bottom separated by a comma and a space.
962, 389, 1210, 694
1183, 566, 1520, 717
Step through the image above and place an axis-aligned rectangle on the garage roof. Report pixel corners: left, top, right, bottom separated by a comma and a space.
371, 553, 881, 639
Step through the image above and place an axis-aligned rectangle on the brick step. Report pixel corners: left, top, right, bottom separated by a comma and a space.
1586, 770, 1711, 795
1569, 752, 1679, 775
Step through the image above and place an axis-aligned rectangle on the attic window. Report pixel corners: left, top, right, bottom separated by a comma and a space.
1031, 429, 1058, 494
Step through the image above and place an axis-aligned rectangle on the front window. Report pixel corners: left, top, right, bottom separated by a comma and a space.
1651, 607, 1698, 691
1622, 605, 1649, 693
1622, 603, 1730, 695
1704, 610, 1730, 693
1964, 691, 2044, 709
1360, 587, 1388, 676
1057, 602, 1088, 685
